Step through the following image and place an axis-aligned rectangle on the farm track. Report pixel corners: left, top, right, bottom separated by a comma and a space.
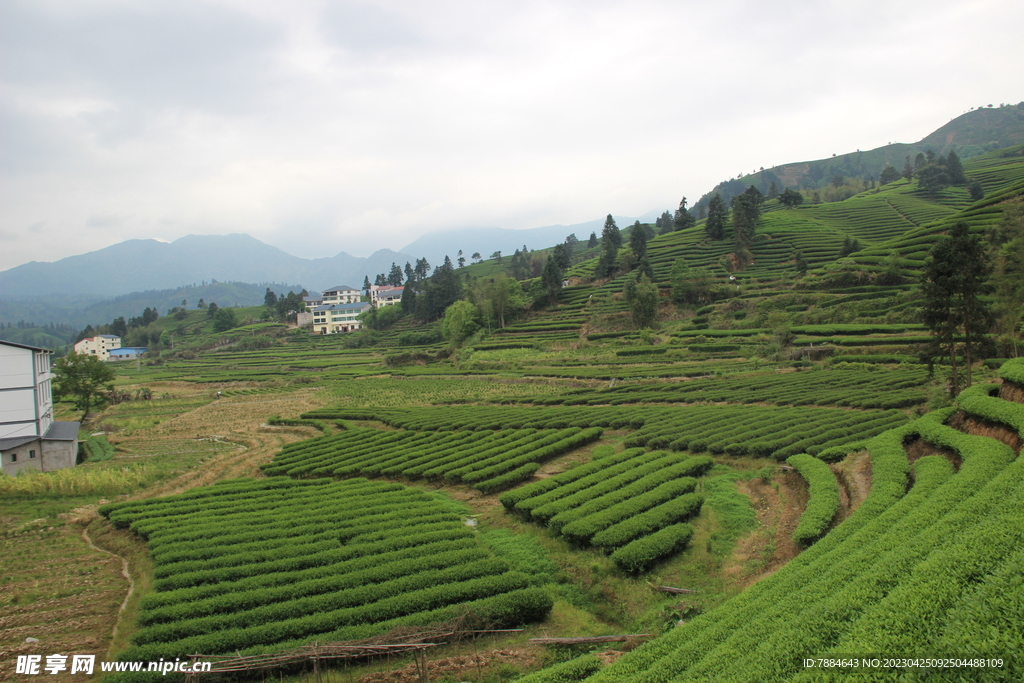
0, 522, 126, 683
117, 387, 329, 499
884, 197, 921, 227
725, 472, 806, 587
79, 524, 134, 655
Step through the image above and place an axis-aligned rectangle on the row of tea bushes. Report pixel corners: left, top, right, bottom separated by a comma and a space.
575, 363, 1024, 682
261, 426, 601, 493
99, 478, 552, 663
501, 449, 712, 570
785, 454, 840, 547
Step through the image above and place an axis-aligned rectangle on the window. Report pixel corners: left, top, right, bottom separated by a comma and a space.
10, 454, 16, 462
29, 450, 35, 458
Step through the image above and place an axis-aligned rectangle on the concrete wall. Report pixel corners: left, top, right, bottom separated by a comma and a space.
1, 438, 43, 476
41, 438, 77, 472
0, 344, 33, 390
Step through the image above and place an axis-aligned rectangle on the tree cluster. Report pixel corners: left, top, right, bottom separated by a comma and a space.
623, 272, 659, 329
402, 256, 463, 322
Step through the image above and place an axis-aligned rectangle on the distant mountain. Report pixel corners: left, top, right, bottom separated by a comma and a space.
400, 212, 661, 267
694, 102, 1024, 214
0, 233, 415, 300
0, 282, 306, 329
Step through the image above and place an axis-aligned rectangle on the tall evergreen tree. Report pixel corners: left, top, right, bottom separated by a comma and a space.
552, 243, 571, 270
731, 186, 763, 249
673, 197, 696, 232
629, 221, 649, 262
705, 193, 727, 240
588, 232, 598, 248
921, 221, 994, 394
388, 263, 404, 286
541, 256, 563, 305
902, 156, 914, 181
594, 215, 621, 279
944, 150, 966, 184
656, 211, 674, 235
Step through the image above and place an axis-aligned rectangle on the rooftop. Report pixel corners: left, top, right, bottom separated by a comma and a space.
0, 340, 52, 353
45, 421, 81, 441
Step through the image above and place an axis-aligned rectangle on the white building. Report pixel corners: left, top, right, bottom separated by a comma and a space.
369, 285, 405, 308
311, 302, 372, 334
321, 285, 362, 306
0, 341, 80, 476
74, 335, 121, 361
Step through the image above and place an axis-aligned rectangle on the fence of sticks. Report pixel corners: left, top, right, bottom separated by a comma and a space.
183, 612, 523, 683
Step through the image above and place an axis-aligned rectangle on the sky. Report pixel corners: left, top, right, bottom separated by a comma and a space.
1, 0, 1022, 271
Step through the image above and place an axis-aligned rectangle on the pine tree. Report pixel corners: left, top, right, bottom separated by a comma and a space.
945, 150, 966, 184
388, 263, 404, 286
731, 186, 763, 249
921, 222, 994, 395
673, 197, 695, 232
629, 221, 648, 262
594, 215, 621, 279
705, 193, 727, 240
541, 256, 563, 305
902, 156, 914, 181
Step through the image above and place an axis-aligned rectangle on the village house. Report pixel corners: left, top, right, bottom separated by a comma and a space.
108, 347, 148, 361
73, 334, 121, 361
369, 285, 404, 308
311, 302, 372, 334
321, 285, 362, 305
0, 341, 80, 476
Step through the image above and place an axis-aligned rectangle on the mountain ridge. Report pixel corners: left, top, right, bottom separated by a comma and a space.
0, 233, 414, 300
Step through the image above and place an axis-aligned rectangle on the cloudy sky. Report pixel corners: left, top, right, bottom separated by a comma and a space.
1, 0, 1021, 271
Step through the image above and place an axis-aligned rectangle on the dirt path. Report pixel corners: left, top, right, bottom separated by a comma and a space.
723, 471, 807, 587
80, 524, 133, 653
831, 451, 871, 524
116, 388, 329, 500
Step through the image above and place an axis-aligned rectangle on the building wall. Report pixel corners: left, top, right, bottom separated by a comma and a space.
322, 289, 361, 305
74, 336, 121, 361
1, 438, 43, 476
0, 344, 50, 439
41, 438, 77, 472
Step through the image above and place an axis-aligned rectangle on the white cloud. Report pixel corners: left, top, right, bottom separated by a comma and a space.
1, 0, 1022, 268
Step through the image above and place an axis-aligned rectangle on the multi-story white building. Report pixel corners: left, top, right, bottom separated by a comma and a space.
369, 285, 405, 308
0, 341, 80, 476
321, 285, 362, 306
73, 335, 121, 361
311, 302, 372, 334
